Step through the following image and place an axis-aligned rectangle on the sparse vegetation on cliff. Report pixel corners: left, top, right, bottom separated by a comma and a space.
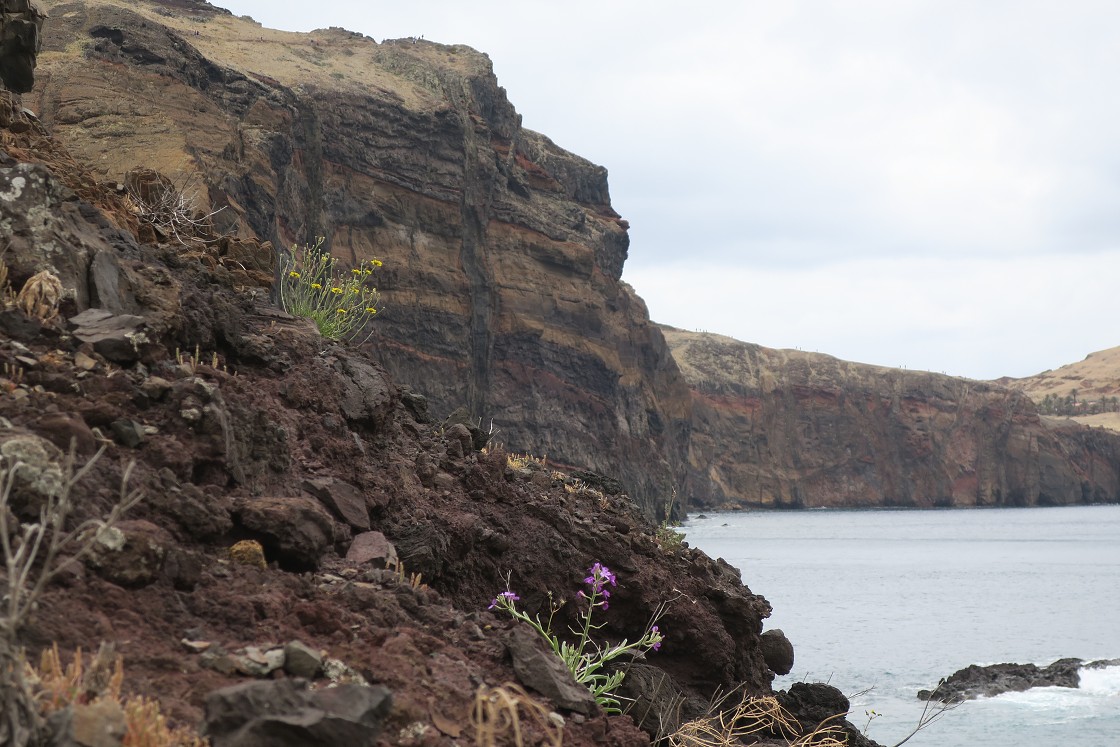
278, 238, 382, 343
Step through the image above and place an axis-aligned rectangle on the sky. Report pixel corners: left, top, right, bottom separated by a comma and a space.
214, 0, 1120, 380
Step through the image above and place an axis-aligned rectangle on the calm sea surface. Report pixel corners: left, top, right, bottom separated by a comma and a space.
681, 505, 1120, 747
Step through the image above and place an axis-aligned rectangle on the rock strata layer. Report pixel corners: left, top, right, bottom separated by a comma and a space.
32, 0, 691, 517
664, 327, 1120, 508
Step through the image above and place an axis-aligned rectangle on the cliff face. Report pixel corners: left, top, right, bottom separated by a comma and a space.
31, 0, 691, 516
665, 327, 1120, 509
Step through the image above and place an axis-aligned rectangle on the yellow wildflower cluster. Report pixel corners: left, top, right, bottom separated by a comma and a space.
278, 237, 383, 343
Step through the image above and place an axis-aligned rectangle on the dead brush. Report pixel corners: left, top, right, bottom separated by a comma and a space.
385, 557, 427, 590
124, 168, 225, 249
27, 644, 208, 746
14, 270, 63, 322
470, 683, 562, 747
667, 692, 845, 747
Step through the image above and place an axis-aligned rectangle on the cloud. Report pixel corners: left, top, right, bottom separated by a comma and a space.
625, 250, 1120, 379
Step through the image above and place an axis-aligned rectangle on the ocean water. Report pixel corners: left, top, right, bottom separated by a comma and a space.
681, 505, 1120, 747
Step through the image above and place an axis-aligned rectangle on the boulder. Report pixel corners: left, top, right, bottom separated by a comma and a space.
506, 625, 597, 715
759, 628, 795, 676
201, 679, 391, 747
234, 495, 341, 571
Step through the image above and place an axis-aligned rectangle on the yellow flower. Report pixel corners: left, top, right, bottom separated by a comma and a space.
350, 288, 359, 294
310, 283, 322, 290
351, 268, 361, 275
288, 271, 301, 278
362, 269, 372, 275
331, 287, 343, 295
336, 308, 347, 314
370, 259, 383, 267
366, 308, 378, 314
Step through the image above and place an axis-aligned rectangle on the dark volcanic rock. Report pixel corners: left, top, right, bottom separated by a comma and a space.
0, 0, 44, 93
201, 679, 391, 747
759, 628, 795, 676
919, 658, 1084, 702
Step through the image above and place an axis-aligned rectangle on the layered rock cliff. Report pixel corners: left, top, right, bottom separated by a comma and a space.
31, 0, 691, 516
665, 327, 1120, 509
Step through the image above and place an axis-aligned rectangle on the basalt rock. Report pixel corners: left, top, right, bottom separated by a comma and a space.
32, 0, 692, 518
665, 327, 1120, 509
0, 0, 44, 93
919, 658, 1085, 702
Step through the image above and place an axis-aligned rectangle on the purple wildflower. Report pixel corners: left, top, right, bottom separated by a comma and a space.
488, 590, 520, 610
650, 625, 662, 651
585, 562, 617, 593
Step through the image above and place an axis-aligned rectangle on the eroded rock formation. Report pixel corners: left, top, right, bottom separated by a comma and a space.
31, 0, 690, 517
665, 327, 1120, 508
0, 0, 44, 93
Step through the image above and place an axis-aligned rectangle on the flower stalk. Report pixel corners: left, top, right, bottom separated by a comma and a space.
488, 563, 665, 713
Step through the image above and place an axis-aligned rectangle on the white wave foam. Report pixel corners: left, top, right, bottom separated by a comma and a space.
1079, 664, 1120, 696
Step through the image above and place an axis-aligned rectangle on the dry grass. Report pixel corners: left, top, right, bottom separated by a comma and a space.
507, 452, 546, 471
470, 683, 562, 747
28, 644, 208, 746
668, 694, 845, 747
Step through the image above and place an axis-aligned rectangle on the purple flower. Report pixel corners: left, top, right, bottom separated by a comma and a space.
650, 625, 663, 651
584, 562, 617, 594
488, 590, 520, 610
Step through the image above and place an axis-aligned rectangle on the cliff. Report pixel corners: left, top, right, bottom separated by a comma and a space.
0, 21, 851, 745
664, 327, 1120, 509
30, 0, 691, 517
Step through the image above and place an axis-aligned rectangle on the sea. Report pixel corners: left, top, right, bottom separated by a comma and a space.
681, 505, 1120, 747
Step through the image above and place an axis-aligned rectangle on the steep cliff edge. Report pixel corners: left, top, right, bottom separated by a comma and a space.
665, 327, 1120, 509
31, 0, 691, 517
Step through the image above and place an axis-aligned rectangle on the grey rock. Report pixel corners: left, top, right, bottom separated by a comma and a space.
283, 640, 323, 679
109, 418, 145, 448
332, 356, 395, 434
201, 679, 391, 747
69, 309, 148, 364
302, 477, 370, 531
506, 625, 597, 715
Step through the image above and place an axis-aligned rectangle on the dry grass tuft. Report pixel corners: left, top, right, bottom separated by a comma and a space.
506, 452, 546, 471
29, 642, 122, 715
471, 683, 563, 747
668, 694, 845, 747
27, 644, 208, 746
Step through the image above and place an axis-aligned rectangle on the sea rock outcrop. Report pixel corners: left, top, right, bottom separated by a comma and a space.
918, 658, 1095, 702
32, 0, 691, 517
665, 327, 1120, 508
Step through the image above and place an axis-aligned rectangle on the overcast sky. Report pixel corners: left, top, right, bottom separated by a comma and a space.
215, 1, 1120, 379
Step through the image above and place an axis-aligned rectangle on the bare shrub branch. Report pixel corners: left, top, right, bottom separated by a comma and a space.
0, 444, 142, 746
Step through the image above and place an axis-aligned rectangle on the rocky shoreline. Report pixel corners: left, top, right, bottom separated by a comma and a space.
919, 658, 1120, 703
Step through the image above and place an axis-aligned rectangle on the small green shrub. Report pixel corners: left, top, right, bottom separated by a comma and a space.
279, 238, 382, 343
